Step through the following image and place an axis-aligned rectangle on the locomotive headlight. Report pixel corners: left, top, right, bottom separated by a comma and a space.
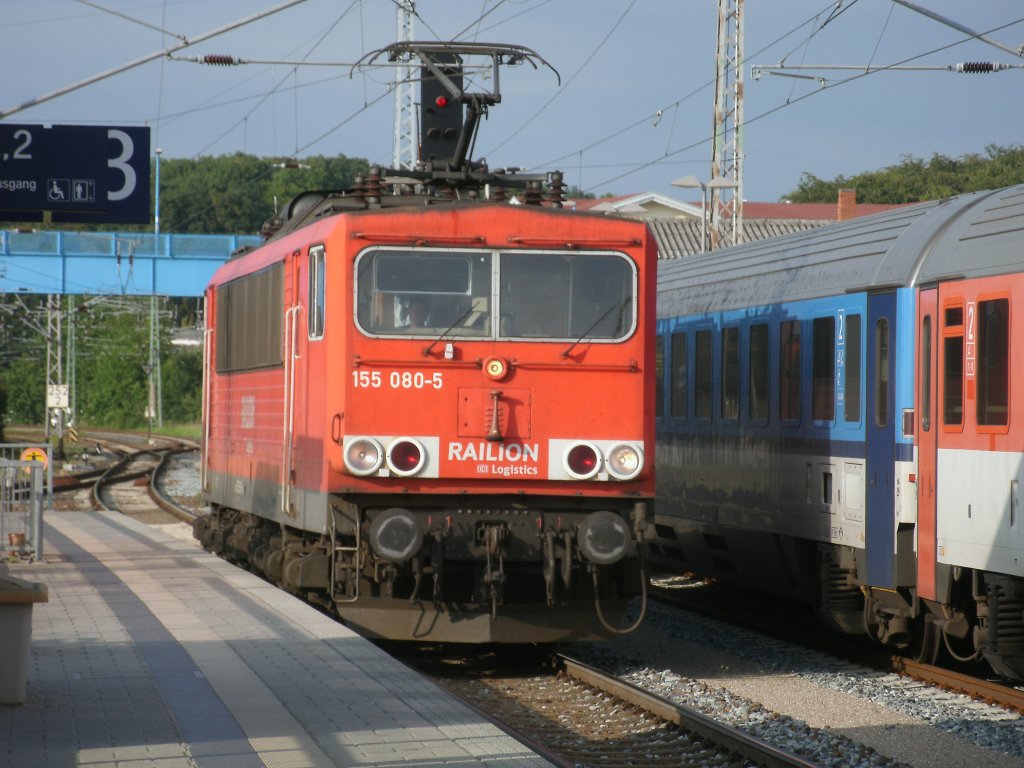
369, 508, 424, 563
484, 356, 509, 380
344, 437, 384, 476
577, 511, 630, 565
563, 442, 602, 480
387, 437, 427, 476
606, 443, 644, 481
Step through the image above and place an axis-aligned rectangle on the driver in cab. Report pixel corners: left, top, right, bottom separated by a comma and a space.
403, 296, 430, 330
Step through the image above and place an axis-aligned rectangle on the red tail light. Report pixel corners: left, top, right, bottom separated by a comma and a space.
387, 438, 426, 476
564, 443, 601, 479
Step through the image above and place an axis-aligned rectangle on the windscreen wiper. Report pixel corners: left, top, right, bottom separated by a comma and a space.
423, 304, 477, 357
562, 300, 623, 359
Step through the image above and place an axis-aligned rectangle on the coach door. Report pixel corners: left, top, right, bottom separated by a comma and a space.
866, 292, 896, 587
916, 288, 938, 601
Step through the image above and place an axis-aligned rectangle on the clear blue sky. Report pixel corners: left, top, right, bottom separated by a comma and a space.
4, 1, 1023, 203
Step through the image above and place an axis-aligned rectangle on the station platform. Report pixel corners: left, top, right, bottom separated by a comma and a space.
0, 508, 555, 768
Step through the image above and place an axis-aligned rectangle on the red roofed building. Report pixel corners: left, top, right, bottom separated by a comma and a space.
570, 189, 908, 258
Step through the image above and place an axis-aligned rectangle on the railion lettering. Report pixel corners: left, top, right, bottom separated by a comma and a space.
448, 441, 540, 463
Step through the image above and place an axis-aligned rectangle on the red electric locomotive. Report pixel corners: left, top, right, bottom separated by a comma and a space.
194, 43, 656, 643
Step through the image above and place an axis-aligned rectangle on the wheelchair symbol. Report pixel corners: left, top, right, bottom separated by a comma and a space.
48, 179, 70, 202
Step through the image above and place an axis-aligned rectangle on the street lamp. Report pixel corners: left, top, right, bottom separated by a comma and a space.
672, 175, 740, 252
154, 147, 162, 236
151, 147, 163, 431
141, 364, 153, 443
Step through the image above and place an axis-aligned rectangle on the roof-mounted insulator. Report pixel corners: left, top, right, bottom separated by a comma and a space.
953, 61, 1004, 74
200, 54, 242, 66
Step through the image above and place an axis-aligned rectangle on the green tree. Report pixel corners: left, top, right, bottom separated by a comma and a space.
158, 152, 369, 234
76, 306, 149, 428
161, 347, 203, 423
785, 144, 1024, 204
2, 356, 46, 425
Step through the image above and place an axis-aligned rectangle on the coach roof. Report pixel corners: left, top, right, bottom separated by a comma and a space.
657, 184, 1024, 318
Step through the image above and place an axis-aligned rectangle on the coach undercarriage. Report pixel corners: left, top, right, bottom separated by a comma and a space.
194, 496, 649, 643
825, 547, 1024, 680
651, 520, 1024, 679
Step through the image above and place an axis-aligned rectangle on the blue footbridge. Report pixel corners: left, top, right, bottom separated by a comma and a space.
1, 229, 264, 297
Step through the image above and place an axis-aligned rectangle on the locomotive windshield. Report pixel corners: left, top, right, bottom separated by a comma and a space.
355, 247, 636, 341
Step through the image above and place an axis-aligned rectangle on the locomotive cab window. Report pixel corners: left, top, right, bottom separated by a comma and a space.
499, 252, 633, 340
355, 246, 636, 342
356, 249, 491, 336
308, 246, 325, 340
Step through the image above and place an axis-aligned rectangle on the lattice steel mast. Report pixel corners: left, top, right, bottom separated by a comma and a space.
393, 1, 417, 170
710, 0, 744, 249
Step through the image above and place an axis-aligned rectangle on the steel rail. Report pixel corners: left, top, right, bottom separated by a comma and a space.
147, 450, 198, 523
893, 657, 1024, 714
557, 653, 824, 768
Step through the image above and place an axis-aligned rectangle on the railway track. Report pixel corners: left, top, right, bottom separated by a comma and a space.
650, 575, 1024, 716
50, 432, 199, 525
399, 644, 823, 768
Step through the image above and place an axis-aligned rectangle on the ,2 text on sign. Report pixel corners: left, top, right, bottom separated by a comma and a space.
0, 124, 150, 224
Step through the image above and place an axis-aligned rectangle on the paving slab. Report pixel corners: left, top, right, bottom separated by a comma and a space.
0, 509, 555, 768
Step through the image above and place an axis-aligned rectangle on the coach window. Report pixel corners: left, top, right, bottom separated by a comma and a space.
779, 320, 801, 422
655, 335, 665, 419
308, 246, 325, 340
812, 316, 836, 422
721, 326, 739, 420
873, 318, 888, 427
695, 329, 712, 420
749, 323, 769, 422
921, 316, 932, 432
942, 304, 964, 427
670, 332, 688, 419
977, 298, 1009, 427
845, 314, 862, 422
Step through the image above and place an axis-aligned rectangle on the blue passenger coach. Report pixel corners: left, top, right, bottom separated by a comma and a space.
651, 188, 1024, 678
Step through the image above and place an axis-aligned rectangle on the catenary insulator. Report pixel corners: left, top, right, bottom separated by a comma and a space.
955, 61, 998, 73
201, 54, 240, 66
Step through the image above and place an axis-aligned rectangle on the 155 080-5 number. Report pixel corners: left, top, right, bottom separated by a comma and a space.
352, 371, 444, 389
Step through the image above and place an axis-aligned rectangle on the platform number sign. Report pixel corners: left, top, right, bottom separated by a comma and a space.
0, 124, 150, 224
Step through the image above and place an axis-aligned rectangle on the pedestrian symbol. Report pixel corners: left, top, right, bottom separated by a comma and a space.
73, 179, 95, 203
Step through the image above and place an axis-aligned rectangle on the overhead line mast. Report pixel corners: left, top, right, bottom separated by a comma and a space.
393, 1, 417, 171
710, 0, 744, 250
